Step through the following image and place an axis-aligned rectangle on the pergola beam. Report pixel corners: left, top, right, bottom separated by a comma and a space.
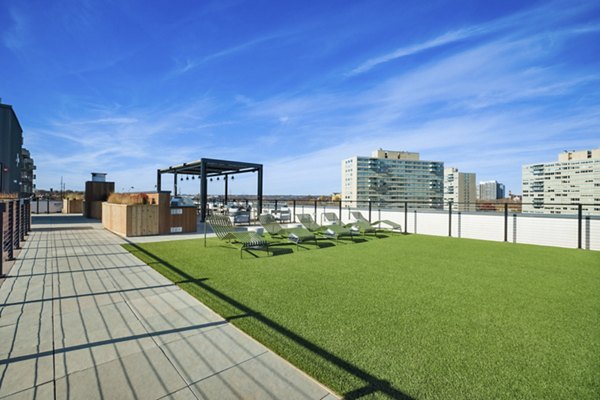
157, 158, 263, 222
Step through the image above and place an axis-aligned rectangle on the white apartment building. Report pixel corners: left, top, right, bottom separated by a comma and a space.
522, 148, 600, 215
444, 167, 476, 211
478, 180, 505, 200
341, 149, 444, 208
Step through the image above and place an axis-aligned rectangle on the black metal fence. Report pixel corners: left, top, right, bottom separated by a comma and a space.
225, 198, 598, 251
1, 198, 32, 277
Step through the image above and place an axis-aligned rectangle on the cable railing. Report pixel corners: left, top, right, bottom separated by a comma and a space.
1, 197, 32, 277
211, 198, 599, 251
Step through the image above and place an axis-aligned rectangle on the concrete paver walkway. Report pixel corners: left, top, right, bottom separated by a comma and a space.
0, 215, 337, 399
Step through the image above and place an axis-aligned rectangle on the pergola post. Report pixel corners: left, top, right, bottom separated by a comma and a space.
156, 169, 162, 191
257, 167, 263, 216
200, 160, 207, 222
224, 175, 228, 206
174, 173, 178, 196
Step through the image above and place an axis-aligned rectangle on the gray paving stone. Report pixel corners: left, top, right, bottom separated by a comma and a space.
0, 311, 54, 357
54, 301, 147, 348
158, 387, 199, 400
160, 324, 268, 385
54, 335, 158, 379
127, 290, 206, 320
53, 290, 124, 316
0, 299, 50, 323
135, 305, 224, 346
54, 346, 187, 400
0, 352, 54, 398
0, 381, 54, 400
189, 352, 331, 400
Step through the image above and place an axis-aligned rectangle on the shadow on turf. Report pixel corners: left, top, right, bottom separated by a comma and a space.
124, 241, 415, 400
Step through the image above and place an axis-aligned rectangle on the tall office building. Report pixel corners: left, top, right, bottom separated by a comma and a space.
444, 167, 476, 210
522, 148, 600, 215
341, 149, 444, 208
478, 180, 505, 200
0, 102, 24, 195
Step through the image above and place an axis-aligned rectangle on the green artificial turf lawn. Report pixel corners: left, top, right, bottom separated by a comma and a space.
124, 234, 600, 400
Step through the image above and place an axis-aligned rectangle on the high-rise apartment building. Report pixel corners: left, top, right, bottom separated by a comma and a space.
0, 102, 24, 195
522, 148, 600, 215
444, 167, 476, 210
341, 149, 443, 207
21, 148, 36, 196
478, 181, 505, 200
0, 101, 35, 196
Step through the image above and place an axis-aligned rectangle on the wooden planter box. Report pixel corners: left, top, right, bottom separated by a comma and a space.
63, 199, 83, 214
102, 203, 159, 237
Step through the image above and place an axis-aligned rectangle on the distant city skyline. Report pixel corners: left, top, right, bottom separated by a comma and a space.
1, 1, 599, 195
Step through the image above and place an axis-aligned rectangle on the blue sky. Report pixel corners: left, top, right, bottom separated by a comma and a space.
1, 0, 599, 195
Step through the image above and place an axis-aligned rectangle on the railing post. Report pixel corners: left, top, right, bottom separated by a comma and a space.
314, 200, 317, 222
338, 200, 342, 221
448, 201, 453, 237
20, 200, 25, 241
504, 203, 508, 242
293, 200, 296, 223
578, 204, 582, 249
7, 201, 14, 260
14, 200, 20, 249
274, 200, 278, 211
28, 198, 32, 233
0, 202, 4, 277
414, 209, 417, 234
368, 201, 372, 223
404, 202, 408, 234
46, 197, 50, 214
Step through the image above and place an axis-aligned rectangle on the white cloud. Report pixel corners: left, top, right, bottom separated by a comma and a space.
2, 8, 29, 51
348, 28, 479, 76
347, 0, 599, 76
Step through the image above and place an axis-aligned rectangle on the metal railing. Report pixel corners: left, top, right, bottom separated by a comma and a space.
213, 198, 599, 251
1, 197, 32, 277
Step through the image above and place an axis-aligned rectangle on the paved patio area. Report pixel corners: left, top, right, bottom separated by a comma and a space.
0, 215, 337, 399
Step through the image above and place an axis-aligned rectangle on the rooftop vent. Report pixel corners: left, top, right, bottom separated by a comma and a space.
91, 172, 107, 182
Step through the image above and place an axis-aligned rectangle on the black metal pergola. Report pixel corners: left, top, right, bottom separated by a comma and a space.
157, 158, 263, 222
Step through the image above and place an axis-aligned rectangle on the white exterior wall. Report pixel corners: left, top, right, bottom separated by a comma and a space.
31, 200, 63, 213
280, 205, 599, 251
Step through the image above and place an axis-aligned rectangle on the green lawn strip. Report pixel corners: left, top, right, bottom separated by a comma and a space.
124, 235, 600, 400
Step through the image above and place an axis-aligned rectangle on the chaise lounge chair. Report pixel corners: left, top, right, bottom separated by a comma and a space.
297, 213, 356, 243
207, 214, 270, 258
350, 211, 403, 233
323, 212, 376, 237
259, 214, 317, 249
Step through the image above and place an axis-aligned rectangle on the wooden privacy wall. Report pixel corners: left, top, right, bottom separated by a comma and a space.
84, 181, 114, 219
169, 207, 197, 233
148, 192, 171, 234
63, 199, 83, 214
89, 201, 103, 219
102, 203, 159, 236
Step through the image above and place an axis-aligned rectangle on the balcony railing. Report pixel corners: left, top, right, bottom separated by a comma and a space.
1, 197, 32, 277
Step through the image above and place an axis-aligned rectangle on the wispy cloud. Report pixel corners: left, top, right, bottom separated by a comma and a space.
11, 0, 599, 195
348, 28, 480, 76
347, 1, 598, 76
2, 8, 29, 51
173, 32, 288, 75
229, 17, 600, 194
